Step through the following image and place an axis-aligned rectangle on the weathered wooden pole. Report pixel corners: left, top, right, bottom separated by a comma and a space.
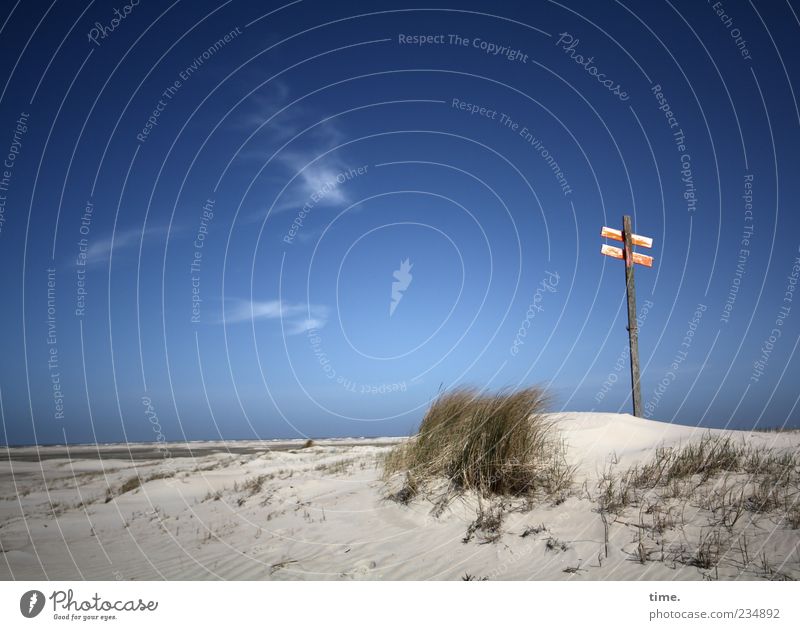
622, 215, 642, 417
600, 218, 653, 417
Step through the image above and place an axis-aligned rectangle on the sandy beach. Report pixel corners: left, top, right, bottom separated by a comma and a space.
1, 413, 798, 580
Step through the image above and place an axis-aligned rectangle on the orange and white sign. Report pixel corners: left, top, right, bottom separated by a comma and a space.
601, 244, 654, 267
601, 226, 653, 249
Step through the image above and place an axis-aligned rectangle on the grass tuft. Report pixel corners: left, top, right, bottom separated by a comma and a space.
387, 473, 418, 505
119, 476, 142, 495
462, 502, 505, 544
385, 386, 572, 498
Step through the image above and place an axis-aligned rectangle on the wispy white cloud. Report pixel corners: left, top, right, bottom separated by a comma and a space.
234, 81, 292, 132
235, 85, 355, 218
236, 82, 345, 156
238, 153, 356, 223
277, 152, 350, 207
286, 317, 327, 335
80, 226, 173, 266
225, 299, 329, 335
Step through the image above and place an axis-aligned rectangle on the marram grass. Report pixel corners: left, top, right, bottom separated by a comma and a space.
385, 386, 573, 498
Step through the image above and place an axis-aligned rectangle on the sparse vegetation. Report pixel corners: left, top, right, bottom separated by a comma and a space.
387, 472, 418, 505
269, 559, 298, 575
104, 476, 144, 502
545, 536, 569, 552
203, 489, 223, 502
692, 529, 725, 569
597, 465, 637, 513
145, 470, 176, 482
597, 433, 800, 514
315, 458, 355, 475
787, 506, 800, 529
594, 432, 800, 578
462, 502, 505, 544
461, 573, 489, 581
520, 523, 547, 538
119, 476, 142, 495
235, 475, 267, 496
630, 433, 800, 488
384, 386, 572, 498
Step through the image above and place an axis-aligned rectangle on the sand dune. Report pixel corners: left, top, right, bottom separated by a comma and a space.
1, 413, 798, 580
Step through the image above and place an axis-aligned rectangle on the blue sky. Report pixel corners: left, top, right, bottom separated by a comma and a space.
1, 0, 799, 445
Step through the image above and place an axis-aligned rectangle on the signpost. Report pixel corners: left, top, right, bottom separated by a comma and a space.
601, 215, 655, 417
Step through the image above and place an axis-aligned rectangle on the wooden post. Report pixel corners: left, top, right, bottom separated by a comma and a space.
600, 217, 653, 416
622, 215, 642, 417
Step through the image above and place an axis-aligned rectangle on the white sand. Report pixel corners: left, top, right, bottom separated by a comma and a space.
1, 413, 798, 580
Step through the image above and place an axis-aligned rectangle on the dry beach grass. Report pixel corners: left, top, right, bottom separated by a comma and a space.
384, 386, 574, 499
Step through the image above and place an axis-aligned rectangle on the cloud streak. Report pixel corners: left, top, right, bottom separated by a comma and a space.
235, 86, 356, 219
79, 225, 173, 267
225, 299, 329, 335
